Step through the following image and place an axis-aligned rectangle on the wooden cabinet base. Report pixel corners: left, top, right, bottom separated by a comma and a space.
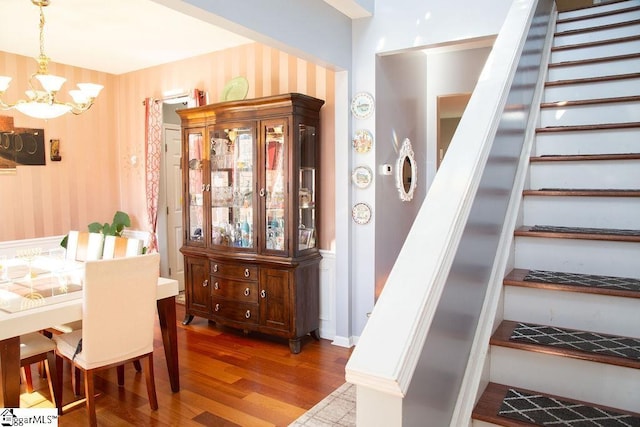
181, 252, 320, 354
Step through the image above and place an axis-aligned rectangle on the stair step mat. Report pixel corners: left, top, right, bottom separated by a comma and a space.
524, 270, 640, 293
498, 387, 640, 426
510, 323, 640, 361
530, 225, 640, 236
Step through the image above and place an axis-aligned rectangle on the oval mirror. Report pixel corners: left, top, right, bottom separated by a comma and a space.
395, 138, 417, 202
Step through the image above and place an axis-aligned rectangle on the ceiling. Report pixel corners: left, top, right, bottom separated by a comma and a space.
0, 0, 254, 75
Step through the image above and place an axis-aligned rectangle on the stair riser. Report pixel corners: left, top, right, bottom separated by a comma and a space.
554, 22, 640, 47
539, 101, 640, 127
490, 346, 640, 412
529, 159, 640, 189
514, 237, 640, 278
523, 196, 640, 229
504, 286, 640, 338
557, 10, 640, 32
544, 77, 640, 102
534, 127, 640, 155
559, 1, 640, 20
548, 56, 640, 80
551, 39, 640, 63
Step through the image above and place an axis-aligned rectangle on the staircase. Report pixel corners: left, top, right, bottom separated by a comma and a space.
472, 1, 640, 425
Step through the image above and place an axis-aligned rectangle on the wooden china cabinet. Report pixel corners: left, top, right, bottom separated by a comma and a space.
177, 93, 324, 353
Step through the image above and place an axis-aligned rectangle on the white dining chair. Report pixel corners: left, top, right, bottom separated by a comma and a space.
102, 235, 143, 259
53, 234, 145, 395
20, 332, 59, 407
53, 253, 160, 426
65, 231, 104, 262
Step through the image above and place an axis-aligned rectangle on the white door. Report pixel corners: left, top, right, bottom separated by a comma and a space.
164, 126, 184, 291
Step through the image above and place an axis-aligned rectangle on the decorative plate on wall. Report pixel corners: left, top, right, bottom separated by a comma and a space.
221, 76, 249, 101
351, 92, 375, 119
352, 129, 373, 154
352, 202, 372, 225
352, 165, 373, 189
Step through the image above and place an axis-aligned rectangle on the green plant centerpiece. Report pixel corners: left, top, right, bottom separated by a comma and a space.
61, 211, 131, 248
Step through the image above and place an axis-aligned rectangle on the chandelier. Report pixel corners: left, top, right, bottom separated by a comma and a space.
0, 0, 103, 120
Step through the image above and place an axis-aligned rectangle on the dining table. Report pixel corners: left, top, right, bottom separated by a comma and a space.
0, 255, 180, 408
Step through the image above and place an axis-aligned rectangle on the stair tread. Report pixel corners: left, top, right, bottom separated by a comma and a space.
540, 94, 640, 109
546, 71, 640, 87
556, 17, 640, 37
530, 153, 640, 161
548, 52, 640, 68
551, 33, 640, 52
505, 268, 640, 298
491, 320, 640, 369
516, 225, 640, 242
472, 382, 640, 426
536, 121, 640, 132
523, 188, 640, 197
558, 3, 640, 25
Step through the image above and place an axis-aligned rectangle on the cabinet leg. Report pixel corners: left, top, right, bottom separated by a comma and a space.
310, 329, 320, 341
182, 314, 194, 325
289, 338, 301, 354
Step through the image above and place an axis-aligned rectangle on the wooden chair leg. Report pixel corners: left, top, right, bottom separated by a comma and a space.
54, 354, 64, 415
117, 365, 125, 386
84, 370, 97, 427
133, 360, 142, 372
21, 366, 34, 393
44, 352, 59, 408
144, 354, 158, 410
72, 365, 82, 396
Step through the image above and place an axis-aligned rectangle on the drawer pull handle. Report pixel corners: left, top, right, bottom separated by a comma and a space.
214, 303, 220, 312
214, 281, 219, 290
259, 188, 265, 197
245, 310, 251, 319
213, 264, 219, 273
202, 279, 208, 287
260, 290, 266, 298
244, 287, 250, 296
244, 268, 250, 278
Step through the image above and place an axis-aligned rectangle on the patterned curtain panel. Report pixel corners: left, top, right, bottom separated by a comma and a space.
144, 97, 162, 252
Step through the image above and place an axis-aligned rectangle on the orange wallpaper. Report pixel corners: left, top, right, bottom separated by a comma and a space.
0, 43, 335, 250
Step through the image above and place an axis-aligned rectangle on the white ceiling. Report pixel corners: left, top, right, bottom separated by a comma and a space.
0, 0, 254, 75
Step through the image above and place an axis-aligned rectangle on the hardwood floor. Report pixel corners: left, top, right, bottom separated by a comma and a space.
21, 302, 353, 426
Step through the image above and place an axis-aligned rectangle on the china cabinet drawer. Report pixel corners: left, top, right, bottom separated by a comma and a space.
211, 278, 258, 303
211, 261, 257, 281
211, 299, 259, 325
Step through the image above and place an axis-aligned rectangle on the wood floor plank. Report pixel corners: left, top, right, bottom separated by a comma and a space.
18, 302, 353, 426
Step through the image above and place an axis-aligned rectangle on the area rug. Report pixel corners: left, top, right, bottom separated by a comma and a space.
289, 382, 355, 426
498, 388, 640, 426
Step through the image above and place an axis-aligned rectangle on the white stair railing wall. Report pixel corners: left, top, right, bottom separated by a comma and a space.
344, 0, 555, 425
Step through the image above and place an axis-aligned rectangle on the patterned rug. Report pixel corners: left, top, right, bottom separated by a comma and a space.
523, 270, 640, 293
509, 323, 640, 361
289, 383, 355, 426
498, 388, 640, 426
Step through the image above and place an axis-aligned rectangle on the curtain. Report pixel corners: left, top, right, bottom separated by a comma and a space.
144, 97, 162, 252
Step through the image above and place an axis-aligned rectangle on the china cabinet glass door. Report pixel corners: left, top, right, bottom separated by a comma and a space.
209, 124, 255, 248
298, 123, 317, 251
263, 120, 287, 253
186, 129, 205, 245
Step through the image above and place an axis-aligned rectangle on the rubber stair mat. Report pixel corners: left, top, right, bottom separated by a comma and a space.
509, 323, 640, 361
524, 270, 640, 293
498, 388, 640, 426
538, 188, 640, 192
529, 225, 640, 236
